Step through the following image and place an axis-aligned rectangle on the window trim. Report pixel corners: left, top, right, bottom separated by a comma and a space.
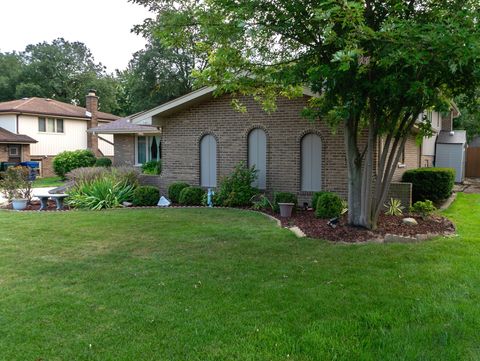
8, 145, 20, 157
135, 134, 161, 165
247, 128, 267, 190
199, 133, 218, 188
38, 117, 64, 134
300, 133, 323, 192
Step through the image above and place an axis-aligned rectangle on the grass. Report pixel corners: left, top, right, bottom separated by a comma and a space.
32, 176, 64, 188
0, 193, 479, 360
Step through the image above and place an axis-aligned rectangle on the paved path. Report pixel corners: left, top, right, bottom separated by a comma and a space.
0, 187, 56, 205
455, 178, 480, 194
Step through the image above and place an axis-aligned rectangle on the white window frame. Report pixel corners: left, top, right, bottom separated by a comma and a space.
135, 135, 161, 165
8, 145, 20, 157
38, 117, 64, 134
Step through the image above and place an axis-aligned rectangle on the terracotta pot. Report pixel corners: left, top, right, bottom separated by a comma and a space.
278, 202, 294, 218
12, 199, 28, 211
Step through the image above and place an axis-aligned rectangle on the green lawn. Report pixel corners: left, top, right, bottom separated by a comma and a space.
0, 194, 479, 360
32, 176, 64, 188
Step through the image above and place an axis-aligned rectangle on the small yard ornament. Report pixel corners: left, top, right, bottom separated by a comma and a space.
327, 217, 339, 229
207, 188, 215, 207
158, 196, 171, 207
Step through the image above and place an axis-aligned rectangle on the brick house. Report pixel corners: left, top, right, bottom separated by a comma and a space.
0, 91, 119, 176
89, 87, 459, 206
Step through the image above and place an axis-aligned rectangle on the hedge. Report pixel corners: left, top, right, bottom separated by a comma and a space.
179, 186, 205, 206
315, 192, 343, 219
402, 167, 455, 203
168, 182, 190, 203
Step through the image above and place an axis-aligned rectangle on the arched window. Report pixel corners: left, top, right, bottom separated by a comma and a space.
301, 133, 322, 191
248, 128, 267, 189
200, 134, 217, 187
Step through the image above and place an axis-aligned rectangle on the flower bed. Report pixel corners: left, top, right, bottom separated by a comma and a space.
266, 209, 455, 243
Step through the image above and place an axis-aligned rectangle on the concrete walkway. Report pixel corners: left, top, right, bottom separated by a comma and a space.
0, 187, 56, 206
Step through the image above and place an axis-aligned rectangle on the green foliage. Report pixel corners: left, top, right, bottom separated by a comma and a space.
116, 38, 195, 115
168, 182, 190, 203
67, 166, 140, 189
0, 166, 32, 201
312, 192, 328, 210
315, 192, 343, 219
178, 186, 205, 206
384, 198, 404, 216
251, 194, 274, 211
141, 160, 162, 175
67, 177, 135, 210
216, 162, 259, 207
402, 168, 455, 203
95, 157, 112, 168
410, 200, 437, 218
53, 150, 96, 179
132, 186, 160, 206
273, 192, 298, 213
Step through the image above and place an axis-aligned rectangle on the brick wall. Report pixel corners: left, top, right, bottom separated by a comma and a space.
158, 95, 358, 203
139, 174, 163, 189
29, 155, 55, 177
113, 134, 135, 166
0, 145, 8, 162
392, 133, 421, 181
441, 112, 453, 132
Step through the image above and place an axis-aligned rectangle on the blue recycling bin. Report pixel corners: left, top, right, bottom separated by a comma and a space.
19, 161, 39, 181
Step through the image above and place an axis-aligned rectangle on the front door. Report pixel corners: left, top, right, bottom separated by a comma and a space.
8, 144, 21, 163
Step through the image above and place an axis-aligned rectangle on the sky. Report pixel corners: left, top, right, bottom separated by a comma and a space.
0, 0, 152, 72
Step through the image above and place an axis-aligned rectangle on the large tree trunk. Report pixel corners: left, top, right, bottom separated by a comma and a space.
344, 113, 417, 230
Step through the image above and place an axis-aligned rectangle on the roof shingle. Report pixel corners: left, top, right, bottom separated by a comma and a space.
0, 97, 119, 121
0, 127, 37, 144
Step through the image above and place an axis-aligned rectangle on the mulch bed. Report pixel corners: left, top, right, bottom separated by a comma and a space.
2, 200, 70, 211
267, 210, 455, 243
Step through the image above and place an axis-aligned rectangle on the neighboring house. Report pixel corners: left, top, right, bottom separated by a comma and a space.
0, 91, 119, 176
89, 87, 461, 206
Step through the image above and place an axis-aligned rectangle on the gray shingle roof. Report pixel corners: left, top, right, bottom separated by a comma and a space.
0, 127, 37, 144
87, 117, 161, 134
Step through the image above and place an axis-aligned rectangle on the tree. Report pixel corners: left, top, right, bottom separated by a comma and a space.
0, 52, 23, 101
454, 93, 480, 142
0, 38, 122, 114
133, 0, 480, 229
117, 38, 197, 115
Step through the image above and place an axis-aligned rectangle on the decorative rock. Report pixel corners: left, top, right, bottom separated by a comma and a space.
289, 226, 306, 238
122, 201, 133, 207
158, 196, 171, 207
402, 217, 418, 226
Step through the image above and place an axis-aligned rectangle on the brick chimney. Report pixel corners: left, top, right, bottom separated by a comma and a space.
86, 89, 101, 156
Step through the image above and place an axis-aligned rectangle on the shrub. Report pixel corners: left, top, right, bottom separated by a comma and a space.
273, 192, 298, 213
168, 182, 190, 203
410, 200, 436, 218
142, 160, 162, 175
53, 150, 96, 179
179, 186, 205, 206
95, 157, 112, 167
216, 162, 259, 207
201, 190, 219, 207
311, 191, 327, 210
0, 166, 32, 201
384, 198, 404, 216
132, 186, 160, 206
315, 192, 343, 218
252, 194, 274, 211
402, 168, 455, 203
67, 166, 140, 188
67, 177, 135, 210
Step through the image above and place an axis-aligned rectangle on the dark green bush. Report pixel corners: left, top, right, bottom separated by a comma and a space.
94, 157, 112, 167
216, 162, 259, 207
142, 160, 162, 175
179, 186, 205, 206
315, 192, 343, 218
410, 200, 436, 218
311, 191, 327, 210
273, 192, 298, 213
168, 182, 190, 203
402, 168, 455, 203
132, 186, 160, 206
53, 150, 96, 179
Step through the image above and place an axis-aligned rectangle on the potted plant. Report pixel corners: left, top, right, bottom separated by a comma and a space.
278, 202, 295, 218
0, 166, 32, 211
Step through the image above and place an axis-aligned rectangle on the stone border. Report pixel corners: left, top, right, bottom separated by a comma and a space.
439, 192, 457, 211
